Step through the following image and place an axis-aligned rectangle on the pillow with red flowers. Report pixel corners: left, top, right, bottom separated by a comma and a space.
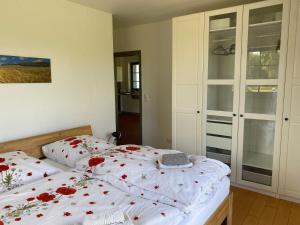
42, 135, 115, 168
0, 151, 61, 193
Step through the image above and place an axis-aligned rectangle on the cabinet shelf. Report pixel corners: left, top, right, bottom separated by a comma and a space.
209, 26, 236, 33
243, 151, 273, 170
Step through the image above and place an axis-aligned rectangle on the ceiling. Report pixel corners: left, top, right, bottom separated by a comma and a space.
70, 0, 263, 28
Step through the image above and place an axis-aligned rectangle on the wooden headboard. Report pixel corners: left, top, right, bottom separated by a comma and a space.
0, 125, 93, 159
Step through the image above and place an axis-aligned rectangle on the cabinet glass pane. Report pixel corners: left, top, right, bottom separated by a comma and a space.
246, 5, 282, 79
206, 115, 232, 167
242, 119, 275, 186
208, 13, 236, 79
207, 85, 233, 111
245, 85, 277, 114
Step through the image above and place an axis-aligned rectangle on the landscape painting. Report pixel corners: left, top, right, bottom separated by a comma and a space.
0, 55, 51, 83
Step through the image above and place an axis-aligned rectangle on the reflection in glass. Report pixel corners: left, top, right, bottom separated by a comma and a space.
208, 13, 237, 79
207, 85, 233, 112
245, 85, 277, 114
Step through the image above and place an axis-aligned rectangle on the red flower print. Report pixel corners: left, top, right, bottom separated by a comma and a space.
88, 157, 105, 167
27, 197, 35, 202
86, 211, 93, 215
116, 149, 127, 153
0, 165, 9, 172
83, 193, 89, 196
120, 163, 125, 167
70, 140, 82, 146
69, 177, 76, 180
27, 172, 32, 176
65, 137, 77, 142
15, 217, 21, 221
121, 174, 127, 180
72, 145, 78, 148
56, 187, 76, 195
3, 205, 12, 209
64, 212, 71, 216
36, 193, 56, 202
133, 216, 139, 220
36, 213, 43, 218
54, 200, 59, 204
11, 163, 17, 166
126, 146, 140, 151
0, 220, 4, 225
0, 158, 5, 163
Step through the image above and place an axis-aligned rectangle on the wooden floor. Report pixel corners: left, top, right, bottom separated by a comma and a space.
231, 186, 300, 225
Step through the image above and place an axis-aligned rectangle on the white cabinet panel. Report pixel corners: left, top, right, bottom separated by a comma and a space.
175, 85, 198, 113
172, 13, 204, 154
279, 0, 300, 200
175, 113, 198, 154
173, 14, 201, 84
285, 124, 300, 196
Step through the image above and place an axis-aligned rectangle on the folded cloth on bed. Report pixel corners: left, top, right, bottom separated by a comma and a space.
75, 145, 231, 213
158, 159, 193, 169
161, 153, 190, 166
82, 208, 130, 225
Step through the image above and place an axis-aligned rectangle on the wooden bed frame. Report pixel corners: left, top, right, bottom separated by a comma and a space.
0, 125, 232, 225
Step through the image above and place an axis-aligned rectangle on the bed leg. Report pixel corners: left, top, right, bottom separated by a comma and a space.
226, 193, 233, 225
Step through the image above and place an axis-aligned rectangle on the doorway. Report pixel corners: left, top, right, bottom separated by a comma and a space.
114, 51, 142, 145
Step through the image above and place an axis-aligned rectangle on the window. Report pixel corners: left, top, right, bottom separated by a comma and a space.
130, 62, 140, 90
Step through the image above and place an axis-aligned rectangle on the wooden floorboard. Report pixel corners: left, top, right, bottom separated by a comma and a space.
231, 187, 300, 225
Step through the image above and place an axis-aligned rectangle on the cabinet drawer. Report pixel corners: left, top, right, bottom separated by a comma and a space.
207, 152, 231, 164
206, 135, 231, 150
242, 170, 272, 186
207, 121, 232, 137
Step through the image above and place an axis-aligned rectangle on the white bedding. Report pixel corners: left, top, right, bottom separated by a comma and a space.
43, 158, 72, 171
0, 171, 185, 225
179, 177, 230, 225
0, 156, 230, 225
75, 145, 231, 212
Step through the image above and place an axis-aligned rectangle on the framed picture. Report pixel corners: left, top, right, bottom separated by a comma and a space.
0, 55, 51, 83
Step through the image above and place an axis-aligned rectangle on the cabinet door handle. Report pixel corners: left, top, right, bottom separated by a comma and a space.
285, 118, 289, 121
233, 113, 237, 117
240, 114, 244, 118
197, 111, 200, 114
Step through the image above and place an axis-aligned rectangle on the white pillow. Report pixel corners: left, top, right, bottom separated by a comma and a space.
42, 135, 115, 168
0, 151, 61, 193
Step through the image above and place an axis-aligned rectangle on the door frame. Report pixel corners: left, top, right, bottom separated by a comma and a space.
114, 50, 143, 145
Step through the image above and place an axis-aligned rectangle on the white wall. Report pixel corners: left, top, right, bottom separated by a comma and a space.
0, 0, 115, 142
114, 20, 172, 148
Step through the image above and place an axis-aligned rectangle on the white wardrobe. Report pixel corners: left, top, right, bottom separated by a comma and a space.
172, 0, 300, 199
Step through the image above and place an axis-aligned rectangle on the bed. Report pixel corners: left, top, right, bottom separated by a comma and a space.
0, 125, 232, 225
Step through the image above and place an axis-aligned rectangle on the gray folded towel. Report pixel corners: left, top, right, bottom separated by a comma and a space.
162, 153, 190, 166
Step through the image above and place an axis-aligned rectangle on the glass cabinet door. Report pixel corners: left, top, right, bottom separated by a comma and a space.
238, 2, 286, 189
203, 7, 242, 182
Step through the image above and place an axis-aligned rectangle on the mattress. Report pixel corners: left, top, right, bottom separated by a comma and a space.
43, 158, 72, 171
180, 177, 230, 225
